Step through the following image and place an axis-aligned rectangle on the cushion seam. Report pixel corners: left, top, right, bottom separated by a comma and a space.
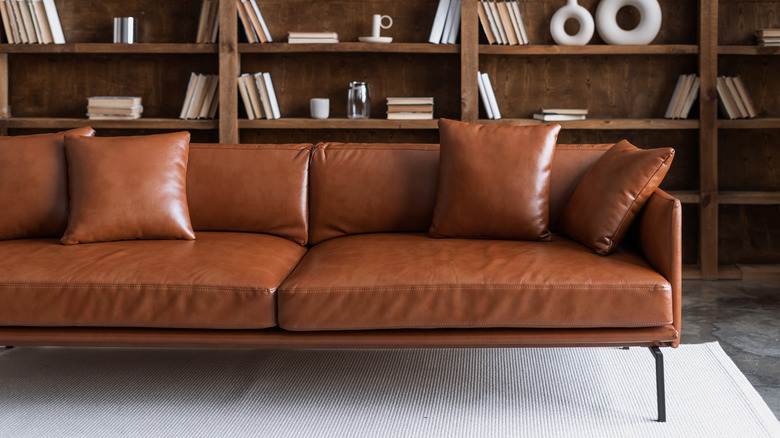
0, 284, 273, 293
283, 321, 674, 329
280, 285, 671, 293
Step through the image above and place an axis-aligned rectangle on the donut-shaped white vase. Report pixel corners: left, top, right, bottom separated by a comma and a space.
550, 0, 595, 46
596, 0, 662, 45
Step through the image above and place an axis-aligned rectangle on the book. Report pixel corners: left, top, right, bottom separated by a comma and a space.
186, 74, 209, 120
476, 1, 496, 44
18, 0, 36, 43
262, 72, 281, 119
755, 29, 780, 39
87, 105, 143, 116
497, 0, 520, 45
441, 0, 459, 44
731, 75, 757, 119
664, 75, 685, 119
88, 96, 142, 107
477, 70, 494, 119
387, 112, 434, 120
386, 97, 434, 105
387, 104, 434, 112
482, 1, 503, 44
248, 0, 272, 42
242, 0, 266, 43
540, 108, 588, 115
31, 0, 51, 43
253, 72, 273, 120
41, 0, 63, 43
196, 0, 211, 43
724, 76, 748, 118
532, 113, 586, 121
481, 72, 501, 119
26, 0, 43, 43
672, 74, 693, 119
678, 75, 700, 119
242, 73, 265, 119
179, 73, 199, 119
206, 0, 219, 43
716, 76, 738, 119
236, 0, 257, 43
488, 1, 508, 45
237, 74, 255, 119
288, 37, 338, 44
445, 0, 461, 44
10, 0, 27, 43
288, 31, 338, 39
198, 75, 219, 119
428, 0, 451, 44
86, 114, 142, 120
0, 2, 13, 43
511, 1, 530, 45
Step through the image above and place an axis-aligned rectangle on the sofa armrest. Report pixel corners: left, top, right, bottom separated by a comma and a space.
635, 189, 682, 347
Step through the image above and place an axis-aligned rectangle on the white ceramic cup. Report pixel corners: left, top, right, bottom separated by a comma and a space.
371, 14, 393, 38
310, 98, 330, 119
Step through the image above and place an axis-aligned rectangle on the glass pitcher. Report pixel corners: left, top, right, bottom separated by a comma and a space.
347, 81, 370, 119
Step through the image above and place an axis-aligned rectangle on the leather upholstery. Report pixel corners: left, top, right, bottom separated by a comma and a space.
0, 232, 306, 329
187, 143, 311, 244
549, 144, 611, 229
558, 140, 675, 255
0, 127, 95, 240
430, 119, 561, 241
61, 132, 196, 244
308, 142, 439, 245
279, 233, 673, 331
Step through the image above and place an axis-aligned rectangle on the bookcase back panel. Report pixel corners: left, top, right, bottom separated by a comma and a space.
9, 54, 216, 118
479, 55, 698, 119
241, 53, 460, 119
55, 0, 202, 43
719, 0, 780, 45
681, 205, 699, 266
557, 129, 699, 191
719, 130, 780, 191
257, 0, 441, 43
239, 129, 441, 144
719, 205, 780, 264
718, 56, 780, 117
511, 0, 697, 45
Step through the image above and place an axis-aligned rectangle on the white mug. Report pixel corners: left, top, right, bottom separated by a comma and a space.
371, 14, 393, 38
310, 98, 330, 119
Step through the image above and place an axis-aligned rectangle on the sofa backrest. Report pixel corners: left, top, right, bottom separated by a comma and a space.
308, 142, 613, 244
186, 143, 311, 244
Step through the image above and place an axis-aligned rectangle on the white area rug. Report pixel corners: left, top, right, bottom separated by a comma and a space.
0, 342, 777, 437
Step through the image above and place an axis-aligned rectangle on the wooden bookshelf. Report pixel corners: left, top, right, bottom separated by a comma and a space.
0, 0, 777, 278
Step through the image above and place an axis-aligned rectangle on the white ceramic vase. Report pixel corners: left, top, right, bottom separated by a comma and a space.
550, 0, 595, 46
596, 0, 662, 45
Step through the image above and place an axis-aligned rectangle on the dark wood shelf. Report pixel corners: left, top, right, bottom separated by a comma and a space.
478, 118, 699, 130
718, 118, 780, 129
719, 45, 780, 55
2, 117, 218, 130
718, 191, 780, 205
239, 42, 460, 54
0, 43, 218, 54
479, 44, 698, 55
668, 190, 701, 204
239, 118, 439, 130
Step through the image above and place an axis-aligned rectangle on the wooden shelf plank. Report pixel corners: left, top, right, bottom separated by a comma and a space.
239, 118, 439, 130
719, 191, 780, 205
2, 117, 218, 130
478, 118, 699, 130
719, 45, 780, 55
0, 43, 218, 54
479, 44, 698, 55
239, 43, 460, 54
718, 118, 780, 129
735, 264, 780, 279
668, 190, 701, 204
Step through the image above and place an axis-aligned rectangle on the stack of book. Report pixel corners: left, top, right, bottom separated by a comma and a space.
87, 97, 142, 121
477, 71, 501, 120
179, 73, 220, 120
755, 29, 780, 47
195, 0, 219, 43
0, 0, 65, 44
236, 0, 272, 43
664, 74, 700, 119
428, 0, 460, 44
287, 31, 338, 44
237, 72, 281, 119
716, 75, 757, 120
386, 97, 434, 120
532, 108, 587, 121
477, 0, 529, 45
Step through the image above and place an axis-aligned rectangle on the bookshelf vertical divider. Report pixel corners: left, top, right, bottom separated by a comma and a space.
219, 0, 239, 144
461, 0, 479, 123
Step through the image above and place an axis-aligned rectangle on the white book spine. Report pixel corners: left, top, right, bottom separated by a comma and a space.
446, 0, 461, 44
511, 1, 529, 45
249, 0, 272, 42
428, 0, 450, 44
680, 76, 700, 119
254, 72, 273, 119
263, 72, 281, 119
504, 0, 523, 45
40, 0, 62, 43
237, 74, 256, 120
477, 71, 494, 119
481, 72, 501, 119
441, 0, 458, 44
179, 72, 198, 119
482, 1, 502, 45
664, 75, 685, 119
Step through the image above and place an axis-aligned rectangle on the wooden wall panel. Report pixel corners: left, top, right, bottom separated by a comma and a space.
718, 56, 780, 116
682, 204, 700, 266
719, 129, 780, 191
719, 205, 780, 264
719, 0, 780, 45
240, 53, 461, 120
239, 129, 440, 144
9, 54, 216, 118
479, 55, 699, 118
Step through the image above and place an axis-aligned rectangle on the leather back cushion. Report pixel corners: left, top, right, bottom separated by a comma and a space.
186, 143, 311, 244
308, 142, 607, 244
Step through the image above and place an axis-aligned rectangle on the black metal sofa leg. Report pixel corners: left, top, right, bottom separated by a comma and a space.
649, 346, 667, 422
3, 346, 13, 349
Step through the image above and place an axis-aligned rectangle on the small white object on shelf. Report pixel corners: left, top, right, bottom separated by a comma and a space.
596, 0, 662, 45
358, 36, 392, 43
550, 0, 594, 46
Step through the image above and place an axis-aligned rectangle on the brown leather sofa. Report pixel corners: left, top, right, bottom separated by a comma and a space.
0, 141, 681, 421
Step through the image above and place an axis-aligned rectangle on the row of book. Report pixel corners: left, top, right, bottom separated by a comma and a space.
235, 0, 272, 43
664, 74, 700, 120
179, 73, 220, 120
87, 96, 142, 121
237, 72, 281, 120
0, 0, 64, 44
288, 31, 338, 44
755, 28, 780, 47
533, 108, 587, 121
717, 75, 757, 120
195, 0, 219, 43
477, 71, 501, 120
386, 97, 433, 120
428, 0, 461, 44
478, 0, 529, 45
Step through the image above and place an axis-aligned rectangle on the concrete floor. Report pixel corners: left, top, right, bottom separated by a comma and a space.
682, 279, 780, 419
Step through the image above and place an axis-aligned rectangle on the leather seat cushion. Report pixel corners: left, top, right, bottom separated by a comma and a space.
278, 233, 673, 331
0, 232, 306, 329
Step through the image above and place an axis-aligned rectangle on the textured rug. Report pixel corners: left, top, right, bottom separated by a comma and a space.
0, 342, 777, 437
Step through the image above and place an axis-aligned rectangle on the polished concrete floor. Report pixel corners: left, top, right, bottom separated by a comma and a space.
682, 279, 780, 419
